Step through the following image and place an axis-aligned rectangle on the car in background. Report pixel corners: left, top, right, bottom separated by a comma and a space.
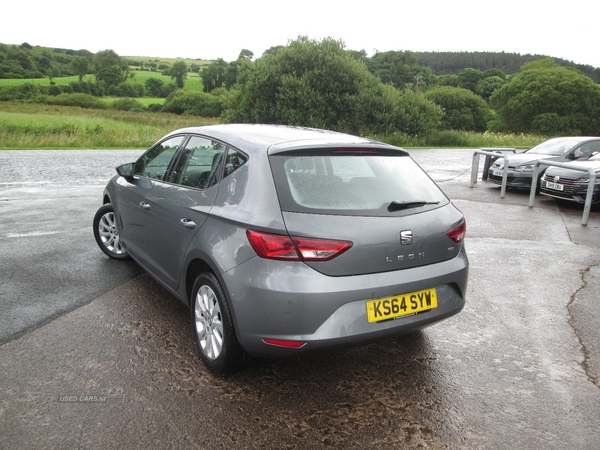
540, 152, 600, 204
93, 124, 468, 374
487, 137, 600, 189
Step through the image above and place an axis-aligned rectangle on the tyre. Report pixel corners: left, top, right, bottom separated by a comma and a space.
191, 272, 249, 375
93, 204, 130, 260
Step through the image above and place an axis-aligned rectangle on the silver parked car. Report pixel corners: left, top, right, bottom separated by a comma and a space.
93, 124, 469, 374
487, 136, 600, 189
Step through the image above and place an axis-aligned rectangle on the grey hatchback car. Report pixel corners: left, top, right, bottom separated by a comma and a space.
93, 124, 468, 374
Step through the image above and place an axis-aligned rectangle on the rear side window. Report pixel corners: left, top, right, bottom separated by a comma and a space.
224, 149, 248, 177
170, 136, 226, 189
271, 152, 447, 215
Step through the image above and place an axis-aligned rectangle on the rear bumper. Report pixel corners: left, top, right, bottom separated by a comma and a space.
222, 247, 468, 357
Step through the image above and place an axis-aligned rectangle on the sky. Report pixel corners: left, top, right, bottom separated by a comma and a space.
2, 0, 599, 68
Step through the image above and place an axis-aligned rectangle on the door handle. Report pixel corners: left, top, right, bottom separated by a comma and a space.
139, 202, 151, 210
180, 218, 197, 229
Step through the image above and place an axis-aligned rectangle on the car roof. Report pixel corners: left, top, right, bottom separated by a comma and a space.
542, 136, 600, 143
163, 124, 406, 155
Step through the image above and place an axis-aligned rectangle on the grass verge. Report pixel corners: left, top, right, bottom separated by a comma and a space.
0, 101, 546, 150
0, 103, 218, 149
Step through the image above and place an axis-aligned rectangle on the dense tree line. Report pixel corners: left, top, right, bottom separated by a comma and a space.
198, 42, 600, 136
2, 40, 600, 137
416, 51, 600, 83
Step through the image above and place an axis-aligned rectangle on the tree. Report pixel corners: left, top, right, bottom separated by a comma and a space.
437, 74, 459, 87
93, 49, 128, 73
490, 59, 600, 135
162, 90, 223, 116
168, 61, 188, 88
145, 77, 165, 97
483, 68, 506, 80
366, 50, 434, 89
222, 37, 442, 136
457, 68, 484, 92
201, 58, 229, 92
92, 50, 129, 89
475, 76, 506, 101
262, 46, 283, 57
72, 56, 89, 81
107, 82, 144, 98
238, 49, 254, 60
8, 49, 34, 71
425, 86, 492, 132
48, 66, 62, 83
143, 77, 176, 97
96, 66, 127, 89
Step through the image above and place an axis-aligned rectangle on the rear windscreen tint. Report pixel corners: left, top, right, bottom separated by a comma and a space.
270, 153, 448, 215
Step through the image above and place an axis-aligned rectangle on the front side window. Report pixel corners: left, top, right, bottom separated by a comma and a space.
170, 136, 226, 189
271, 152, 448, 216
134, 136, 184, 180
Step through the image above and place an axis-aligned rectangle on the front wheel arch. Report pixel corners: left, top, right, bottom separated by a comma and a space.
93, 204, 130, 260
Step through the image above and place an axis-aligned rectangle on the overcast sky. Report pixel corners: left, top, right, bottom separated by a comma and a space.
2, 0, 599, 68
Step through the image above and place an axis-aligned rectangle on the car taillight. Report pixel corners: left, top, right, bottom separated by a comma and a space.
447, 219, 466, 243
246, 230, 353, 261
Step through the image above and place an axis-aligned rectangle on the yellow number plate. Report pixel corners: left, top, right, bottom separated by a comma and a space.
366, 288, 437, 323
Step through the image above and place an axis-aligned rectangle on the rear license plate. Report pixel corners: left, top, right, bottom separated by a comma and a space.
545, 181, 564, 191
366, 288, 437, 323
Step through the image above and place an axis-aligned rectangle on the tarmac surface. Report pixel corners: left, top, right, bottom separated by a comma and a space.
1, 149, 599, 449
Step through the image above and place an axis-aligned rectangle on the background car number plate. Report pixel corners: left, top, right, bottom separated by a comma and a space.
545, 181, 564, 191
366, 288, 437, 323
492, 169, 503, 176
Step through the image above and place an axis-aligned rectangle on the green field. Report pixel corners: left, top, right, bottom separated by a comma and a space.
0, 103, 218, 149
0, 75, 94, 87
0, 71, 204, 92
128, 69, 204, 92
0, 101, 544, 150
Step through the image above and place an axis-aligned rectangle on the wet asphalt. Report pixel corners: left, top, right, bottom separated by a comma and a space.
0, 149, 599, 449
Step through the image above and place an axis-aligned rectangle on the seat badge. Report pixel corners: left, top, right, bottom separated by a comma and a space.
554, 176, 560, 182
400, 230, 413, 245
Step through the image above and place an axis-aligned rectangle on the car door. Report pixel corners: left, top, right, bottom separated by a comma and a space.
116, 135, 185, 271
142, 135, 227, 289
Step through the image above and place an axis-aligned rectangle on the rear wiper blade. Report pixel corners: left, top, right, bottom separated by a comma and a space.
387, 200, 440, 212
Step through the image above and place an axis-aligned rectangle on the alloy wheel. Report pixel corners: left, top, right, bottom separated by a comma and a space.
97, 211, 126, 256
194, 285, 224, 360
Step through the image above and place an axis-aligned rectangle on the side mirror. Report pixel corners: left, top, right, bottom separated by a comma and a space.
116, 162, 135, 181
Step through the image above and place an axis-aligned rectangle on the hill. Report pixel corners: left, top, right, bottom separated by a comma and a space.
0, 42, 211, 80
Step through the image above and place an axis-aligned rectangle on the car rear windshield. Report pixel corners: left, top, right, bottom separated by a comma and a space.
270, 151, 448, 216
